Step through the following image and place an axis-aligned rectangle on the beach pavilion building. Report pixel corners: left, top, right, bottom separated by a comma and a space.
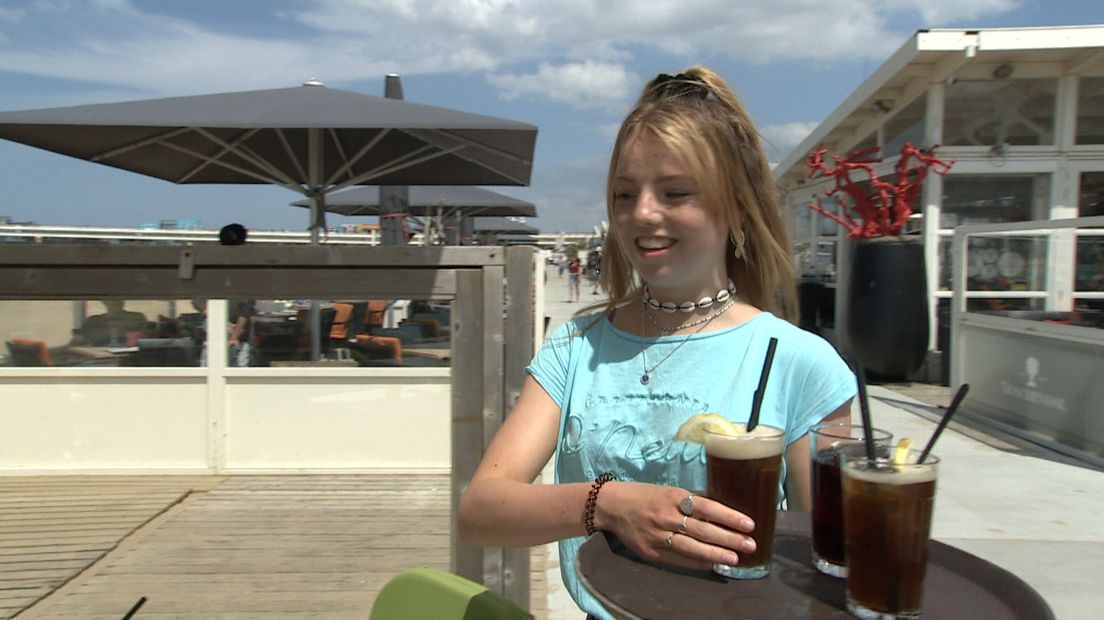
772, 25, 1104, 463
772, 26, 1099, 379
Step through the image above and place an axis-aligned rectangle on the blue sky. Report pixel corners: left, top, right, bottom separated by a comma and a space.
0, 0, 1098, 233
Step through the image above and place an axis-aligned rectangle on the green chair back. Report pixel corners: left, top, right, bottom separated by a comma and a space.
370, 567, 533, 620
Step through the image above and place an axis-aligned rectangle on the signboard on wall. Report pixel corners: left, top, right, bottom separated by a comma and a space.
960, 323, 1104, 458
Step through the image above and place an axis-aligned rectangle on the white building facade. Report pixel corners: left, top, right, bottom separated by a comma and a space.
773, 25, 1104, 379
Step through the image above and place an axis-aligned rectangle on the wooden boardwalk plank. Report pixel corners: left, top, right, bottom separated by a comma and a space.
0, 476, 219, 620
1, 475, 554, 620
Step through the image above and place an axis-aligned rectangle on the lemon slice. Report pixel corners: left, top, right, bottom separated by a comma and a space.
675, 413, 742, 444
893, 438, 914, 466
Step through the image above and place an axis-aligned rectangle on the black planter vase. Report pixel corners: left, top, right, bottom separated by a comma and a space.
842, 238, 929, 379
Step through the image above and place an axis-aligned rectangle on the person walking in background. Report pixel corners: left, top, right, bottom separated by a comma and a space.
566, 255, 582, 302
180, 299, 210, 366
228, 299, 255, 367
587, 249, 603, 295
458, 67, 855, 619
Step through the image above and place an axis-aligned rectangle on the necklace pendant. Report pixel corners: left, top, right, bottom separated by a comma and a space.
640, 373, 650, 385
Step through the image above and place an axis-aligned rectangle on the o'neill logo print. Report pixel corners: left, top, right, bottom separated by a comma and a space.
1000, 355, 1068, 412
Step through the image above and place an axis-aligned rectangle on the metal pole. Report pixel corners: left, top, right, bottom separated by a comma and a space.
308, 127, 323, 360
380, 74, 408, 247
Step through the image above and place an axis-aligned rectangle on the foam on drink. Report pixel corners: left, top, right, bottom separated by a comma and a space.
846, 461, 937, 485
704, 424, 783, 458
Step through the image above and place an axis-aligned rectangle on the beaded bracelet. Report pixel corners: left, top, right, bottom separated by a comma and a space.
584, 472, 616, 536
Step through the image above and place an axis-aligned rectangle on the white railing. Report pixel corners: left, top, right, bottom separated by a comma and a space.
0, 224, 379, 245
0, 224, 600, 250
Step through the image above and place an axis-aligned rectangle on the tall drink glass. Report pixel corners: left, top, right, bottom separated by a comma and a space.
705, 424, 785, 579
809, 423, 892, 577
843, 450, 939, 619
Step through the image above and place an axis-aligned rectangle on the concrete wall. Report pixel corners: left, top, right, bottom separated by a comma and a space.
0, 368, 450, 474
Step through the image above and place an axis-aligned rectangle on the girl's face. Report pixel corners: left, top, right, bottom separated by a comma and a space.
611, 131, 729, 298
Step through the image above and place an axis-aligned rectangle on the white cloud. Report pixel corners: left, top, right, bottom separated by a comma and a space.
517, 153, 609, 232
884, 0, 1021, 25
760, 121, 819, 162
487, 61, 639, 111
598, 123, 622, 141
0, 0, 1024, 102
0, 8, 25, 22
0, 5, 25, 41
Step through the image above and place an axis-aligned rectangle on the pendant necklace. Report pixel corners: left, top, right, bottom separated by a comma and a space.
639, 295, 735, 385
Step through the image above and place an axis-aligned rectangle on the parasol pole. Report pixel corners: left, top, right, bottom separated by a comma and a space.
379, 74, 408, 247
308, 127, 324, 361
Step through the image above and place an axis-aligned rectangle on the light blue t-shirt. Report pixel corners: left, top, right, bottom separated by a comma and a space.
527, 311, 856, 619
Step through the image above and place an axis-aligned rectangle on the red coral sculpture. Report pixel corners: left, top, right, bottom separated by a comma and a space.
805, 142, 954, 239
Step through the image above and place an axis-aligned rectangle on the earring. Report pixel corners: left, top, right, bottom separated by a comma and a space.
731, 229, 746, 259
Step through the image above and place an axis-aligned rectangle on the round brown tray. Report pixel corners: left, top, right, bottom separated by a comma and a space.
576, 511, 1052, 619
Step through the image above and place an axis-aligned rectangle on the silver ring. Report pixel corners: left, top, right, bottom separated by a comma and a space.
678, 515, 689, 534
664, 533, 675, 549
678, 495, 695, 517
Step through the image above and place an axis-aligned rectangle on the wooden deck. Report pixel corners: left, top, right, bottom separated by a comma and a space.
0, 475, 554, 619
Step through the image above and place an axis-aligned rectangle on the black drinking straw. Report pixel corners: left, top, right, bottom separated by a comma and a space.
918, 383, 970, 463
747, 337, 779, 432
122, 596, 147, 620
855, 366, 877, 461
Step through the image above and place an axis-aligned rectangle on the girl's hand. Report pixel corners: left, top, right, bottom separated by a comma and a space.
595, 482, 756, 572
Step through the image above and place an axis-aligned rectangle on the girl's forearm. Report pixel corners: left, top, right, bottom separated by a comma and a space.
458, 478, 593, 547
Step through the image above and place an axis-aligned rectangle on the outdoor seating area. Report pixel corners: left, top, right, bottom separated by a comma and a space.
0, 243, 539, 612
0, 297, 453, 370
249, 299, 452, 368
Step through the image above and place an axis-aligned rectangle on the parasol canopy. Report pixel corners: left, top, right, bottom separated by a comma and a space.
0, 82, 537, 238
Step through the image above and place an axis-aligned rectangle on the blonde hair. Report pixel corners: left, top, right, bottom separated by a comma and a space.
592, 66, 796, 322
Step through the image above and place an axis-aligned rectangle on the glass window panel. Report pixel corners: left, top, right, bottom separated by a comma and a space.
814, 240, 837, 280
941, 175, 1047, 228
1077, 299, 1104, 313
938, 237, 953, 291
1, 299, 201, 368
1076, 234, 1104, 293
943, 78, 1057, 146
793, 198, 816, 276
883, 96, 926, 156
793, 197, 814, 243
1076, 76, 1104, 145
1, 297, 452, 369
966, 297, 1044, 312
811, 194, 844, 236
1080, 171, 1104, 217
254, 299, 452, 368
938, 237, 1044, 293
963, 235, 1048, 293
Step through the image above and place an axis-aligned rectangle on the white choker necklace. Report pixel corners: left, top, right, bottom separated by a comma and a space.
643, 280, 736, 314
